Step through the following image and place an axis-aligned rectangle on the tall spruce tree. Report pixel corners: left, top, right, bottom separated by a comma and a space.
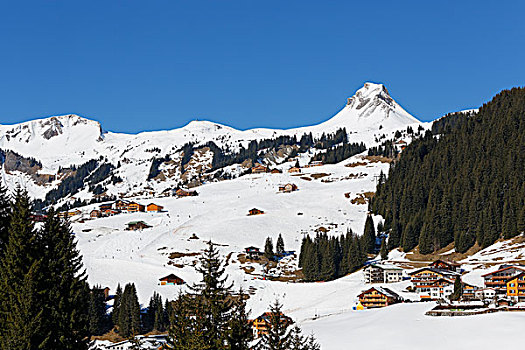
189, 240, 234, 349
0, 188, 44, 349
112, 283, 123, 325
258, 299, 292, 350
362, 214, 376, 254
39, 208, 91, 349
227, 288, 253, 350
276, 234, 285, 255
0, 181, 11, 253
379, 238, 388, 260
118, 283, 141, 338
265, 237, 274, 259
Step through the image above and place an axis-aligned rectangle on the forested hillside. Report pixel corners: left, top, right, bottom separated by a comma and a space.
370, 87, 525, 254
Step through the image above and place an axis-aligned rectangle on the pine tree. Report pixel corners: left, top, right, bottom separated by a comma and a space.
379, 238, 388, 260
0, 181, 11, 253
227, 288, 253, 350
0, 188, 44, 349
189, 240, 234, 349
118, 283, 141, 338
112, 283, 123, 325
88, 287, 108, 336
362, 214, 376, 254
276, 234, 285, 255
450, 276, 463, 301
39, 208, 91, 349
258, 299, 292, 350
264, 237, 274, 260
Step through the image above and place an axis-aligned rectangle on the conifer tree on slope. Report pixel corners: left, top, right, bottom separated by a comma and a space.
258, 299, 291, 350
168, 292, 209, 350
112, 283, 123, 325
362, 214, 376, 254
118, 283, 141, 338
39, 208, 91, 349
190, 240, 234, 349
379, 238, 388, 260
0, 182, 11, 253
0, 188, 43, 349
276, 234, 285, 255
227, 288, 253, 350
265, 237, 274, 259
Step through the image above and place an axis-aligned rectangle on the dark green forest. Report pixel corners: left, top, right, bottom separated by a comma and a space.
370, 87, 525, 254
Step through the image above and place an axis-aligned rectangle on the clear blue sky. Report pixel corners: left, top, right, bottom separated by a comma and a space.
0, 1, 524, 133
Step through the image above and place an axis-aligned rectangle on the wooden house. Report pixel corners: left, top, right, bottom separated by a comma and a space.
245, 246, 262, 260
146, 203, 164, 212
250, 311, 293, 337
99, 203, 113, 211
506, 272, 525, 301
175, 188, 198, 197
126, 221, 151, 231
90, 209, 102, 218
278, 183, 298, 193
358, 287, 401, 308
288, 167, 301, 173
409, 267, 460, 300
482, 266, 525, 295
303, 161, 323, 168
58, 210, 81, 219
270, 168, 282, 174
113, 199, 130, 211
248, 208, 264, 216
159, 274, 185, 285
127, 202, 145, 212
429, 259, 461, 272
103, 209, 120, 216
251, 164, 269, 174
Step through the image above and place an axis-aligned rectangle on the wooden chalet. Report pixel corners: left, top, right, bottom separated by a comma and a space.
429, 259, 461, 272
288, 167, 301, 173
99, 203, 113, 211
113, 199, 130, 211
245, 246, 262, 260
146, 203, 164, 212
278, 183, 298, 193
270, 168, 282, 174
482, 265, 525, 295
303, 161, 323, 168
409, 267, 460, 300
250, 312, 293, 338
127, 202, 145, 212
175, 188, 198, 197
248, 208, 264, 216
159, 274, 185, 285
90, 209, 102, 218
506, 271, 525, 301
126, 221, 151, 231
57, 210, 81, 219
358, 287, 401, 308
251, 164, 269, 174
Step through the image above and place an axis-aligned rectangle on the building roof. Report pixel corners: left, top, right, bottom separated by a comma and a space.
481, 265, 525, 277
408, 267, 460, 276
366, 263, 403, 271
358, 286, 401, 299
159, 273, 184, 281
127, 221, 149, 225
431, 259, 461, 267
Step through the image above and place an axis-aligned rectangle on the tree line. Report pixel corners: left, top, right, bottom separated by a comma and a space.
370, 87, 525, 254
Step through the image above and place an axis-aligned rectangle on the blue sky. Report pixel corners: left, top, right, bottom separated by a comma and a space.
0, 1, 524, 133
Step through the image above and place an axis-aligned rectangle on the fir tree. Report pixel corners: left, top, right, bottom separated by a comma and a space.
276, 234, 285, 255
227, 288, 253, 350
88, 287, 108, 336
112, 283, 123, 325
450, 276, 463, 301
118, 283, 141, 338
362, 214, 376, 254
379, 238, 388, 260
0, 181, 11, 253
39, 208, 91, 349
189, 241, 234, 349
0, 188, 44, 349
264, 237, 274, 259
258, 299, 292, 350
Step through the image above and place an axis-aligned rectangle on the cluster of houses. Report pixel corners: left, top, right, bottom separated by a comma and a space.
90, 199, 165, 218
250, 161, 323, 175
243, 246, 295, 261
357, 259, 525, 309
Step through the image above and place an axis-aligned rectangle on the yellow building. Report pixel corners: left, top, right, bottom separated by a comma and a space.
506, 272, 525, 301
358, 287, 401, 308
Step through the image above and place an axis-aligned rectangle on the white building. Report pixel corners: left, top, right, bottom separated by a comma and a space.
474, 288, 497, 301
364, 263, 404, 283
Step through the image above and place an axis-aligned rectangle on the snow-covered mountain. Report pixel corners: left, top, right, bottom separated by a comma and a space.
0, 82, 426, 203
